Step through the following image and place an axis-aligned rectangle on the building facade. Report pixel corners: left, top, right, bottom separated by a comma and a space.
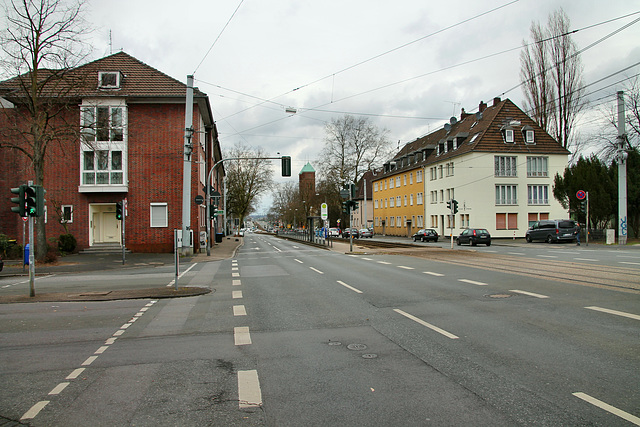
373, 98, 569, 238
0, 52, 223, 253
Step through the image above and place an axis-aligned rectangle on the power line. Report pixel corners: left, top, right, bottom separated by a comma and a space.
193, 0, 245, 75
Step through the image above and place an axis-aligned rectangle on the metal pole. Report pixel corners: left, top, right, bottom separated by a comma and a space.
121, 198, 126, 265
349, 184, 353, 252
174, 229, 179, 290
585, 191, 589, 246
29, 215, 35, 297
181, 75, 194, 256
616, 91, 628, 245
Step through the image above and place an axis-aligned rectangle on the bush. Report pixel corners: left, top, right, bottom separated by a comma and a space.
44, 244, 58, 263
0, 234, 21, 259
58, 233, 77, 254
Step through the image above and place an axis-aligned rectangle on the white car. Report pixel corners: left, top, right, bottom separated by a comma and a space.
328, 227, 340, 237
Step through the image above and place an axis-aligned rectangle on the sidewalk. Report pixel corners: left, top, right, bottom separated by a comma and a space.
0, 236, 243, 304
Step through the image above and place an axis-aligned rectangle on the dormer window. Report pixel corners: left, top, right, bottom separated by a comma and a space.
501, 125, 515, 143
99, 71, 121, 89
522, 125, 535, 144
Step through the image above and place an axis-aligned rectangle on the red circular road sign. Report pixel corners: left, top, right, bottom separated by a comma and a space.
576, 190, 586, 200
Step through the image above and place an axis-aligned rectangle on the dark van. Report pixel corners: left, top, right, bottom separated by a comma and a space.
525, 219, 578, 243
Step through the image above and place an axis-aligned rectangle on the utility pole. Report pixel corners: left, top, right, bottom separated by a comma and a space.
363, 178, 367, 229
181, 75, 194, 256
616, 91, 628, 245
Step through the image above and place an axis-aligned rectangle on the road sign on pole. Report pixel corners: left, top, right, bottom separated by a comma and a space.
576, 190, 586, 200
321, 203, 328, 220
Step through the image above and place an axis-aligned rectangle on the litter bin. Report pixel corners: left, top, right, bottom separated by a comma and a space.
215, 233, 224, 243
24, 243, 29, 265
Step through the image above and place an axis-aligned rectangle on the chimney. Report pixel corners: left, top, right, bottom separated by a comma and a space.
493, 97, 501, 107
478, 100, 487, 112
460, 108, 471, 120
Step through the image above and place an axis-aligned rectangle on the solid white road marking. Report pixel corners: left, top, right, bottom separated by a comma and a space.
233, 305, 247, 316
573, 392, 640, 425
81, 356, 98, 366
585, 306, 640, 321
66, 368, 85, 380
234, 326, 252, 345
393, 309, 459, 339
423, 271, 444, 277
510, 289, 549, 299
232, 290, 243, 299
294, 259, 304, 263
48, 382, 70, 395
238, 370, 263, 408
21, 401, 49, 420
458, 279, 488, 286
310, 267, 324, 274
397, 265, 414, 270
337, 280, 363, 294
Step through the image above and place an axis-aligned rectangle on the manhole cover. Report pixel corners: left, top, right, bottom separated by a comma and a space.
328, 341, 342, 346
362, 354, 378, 359
486, 293, 514, 299
347, 343, 367, 351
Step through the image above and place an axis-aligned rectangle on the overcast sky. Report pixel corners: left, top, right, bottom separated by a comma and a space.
84, 0, 640, 213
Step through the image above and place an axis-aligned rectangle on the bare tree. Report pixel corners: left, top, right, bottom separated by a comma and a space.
225, 142, 274, 233
0, 0, 90, 260
520, 8, 586, 150
319, 114, 392, 187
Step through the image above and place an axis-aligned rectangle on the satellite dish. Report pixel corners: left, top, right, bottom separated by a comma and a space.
475, 111, 483, 120
450, 117, 457, 124
444, 123, 452, 131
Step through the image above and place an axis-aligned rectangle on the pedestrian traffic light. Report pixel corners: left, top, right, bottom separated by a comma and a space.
10, 185, 26, 217
24, 185, 38, 217
115, 201, 123, 220
446, 200, 452, 210
452, 199, 459, 214
281, 156, 291, 177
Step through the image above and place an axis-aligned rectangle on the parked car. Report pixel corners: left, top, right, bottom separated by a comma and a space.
456, 228, 491, 246
343, 228, 359, 238
412, 228, 439, 242
359, 228, 374, 238
328, 227, 341, 237
525, 219, 578, 243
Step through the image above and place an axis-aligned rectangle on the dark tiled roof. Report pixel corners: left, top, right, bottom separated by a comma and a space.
0, 51, 204, 100
380, 98, 569, 177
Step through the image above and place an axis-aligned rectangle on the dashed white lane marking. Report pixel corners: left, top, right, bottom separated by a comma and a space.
510, 289, 549, 299
393, 309, 459, 339
273, 246, 282, 252
362, 257, 373, 261
232, 267, 239, 271
508, 252, 525, 256
585, 306, 640, 321
232, 279, 241, 286
620, 261, 640, 266
232, 290, 243, 299
113, 330, 125, 336
232, 272, 240, 277
337, 280, 363, 294
294, 259, 304, 263
458, 279, 488, 286
574, 258, 598, 262
233, 305, 247, 316
21, 401, 49, 420
94, 346, 109, 354
397, 265, 414, 270
538, 255, 557, 258
423, 271, 444, 277
377, 261, 391, 265
310, 267, 324, 274
81, 356, 98, 366
48, 382, 70, 395
234, 327, 252, 345
66, 368, 85, 380
238, 370, 263, 408
573, 392, 640, 425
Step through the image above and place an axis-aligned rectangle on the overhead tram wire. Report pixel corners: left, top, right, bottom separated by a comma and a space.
193, 0, 245, 75
213, 1, 520, 122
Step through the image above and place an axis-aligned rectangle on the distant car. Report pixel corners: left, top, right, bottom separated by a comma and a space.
412, 228, 439, 242
525, 219, 578, 243
456, 228, 491, 246
343, 228, 359, 238
328, 227, 340, 237
359, 228, 373, 238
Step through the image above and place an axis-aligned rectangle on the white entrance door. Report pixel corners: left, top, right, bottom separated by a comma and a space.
90, 205, 121, 245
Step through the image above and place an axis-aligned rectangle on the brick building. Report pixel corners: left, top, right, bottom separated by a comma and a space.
0, 52, 224, 253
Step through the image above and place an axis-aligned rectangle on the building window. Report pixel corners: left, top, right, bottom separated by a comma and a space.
384, 180, 387, 190
527, 156, 548, 177
495, 156, 517, 177
389, 178, 394, 189
445, 162, 454, 177
440, 189, 444, 202
496, 185, 518, 205
417, 215, 424, 227
98, 71, 121, 89
438, 165, 443, 179
374, 199, 379, 209
501, 126, 515, 143
396, 196, 401, 206
404, 174, 407, 186
389, 197, 394, 208
528, 185, 549, 205
61, 205, 73, 223
396, 176, 401, 187
374, 182, 378, 192
409, 173, 413, 184
430, 167, 436, 181
460, 214, 469, 228
390, 216, 395, 227
81, 104, 126, 187
522, 126, 535, 144
404, 195, 407, 206
150, 203, 168, 228
410, 194, 414, 206
417, 192, 423, 205
431, 215, 438, 228
496, 213, 518, 230
417, 170, 423, 183
396, 216, 401, 227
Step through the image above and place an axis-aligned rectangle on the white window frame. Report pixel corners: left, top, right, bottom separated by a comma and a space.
527, 156, 548, 177
495, 156, 518, 177
417, 192, 423, 205
98, 71, 121, 89
61, 205, 73, 223
417, 170, 423, 183
528, 185, 549, 205
496, 185, 518, 205
150, 203, 168, 228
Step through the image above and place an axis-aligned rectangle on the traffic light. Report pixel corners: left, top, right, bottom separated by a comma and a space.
209, 203, 217, 219
452, 199, 459, 214
350, 183, 357, 198
342, 201, 349, 214
580, 200, 587, 213
10, 185, 26, 217
24, 185, 37, 217
34, 185, 45, 217
115, 201, 123, 221
281, 156, 291, 177
352, 200, 359, 210
446, 200, 452, 210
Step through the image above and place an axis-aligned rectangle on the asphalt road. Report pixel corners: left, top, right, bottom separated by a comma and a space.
1, 233, 638, 425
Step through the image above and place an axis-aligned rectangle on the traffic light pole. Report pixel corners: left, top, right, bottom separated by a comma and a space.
121, 199, 126, 265
27, 180, 35, 297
